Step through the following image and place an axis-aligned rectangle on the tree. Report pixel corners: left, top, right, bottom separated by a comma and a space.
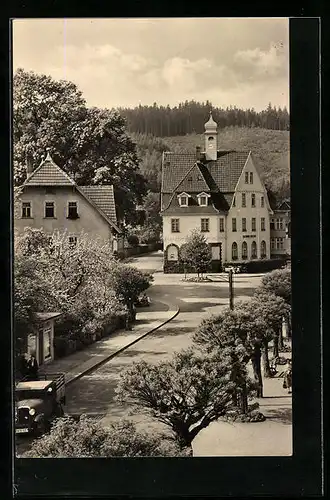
260, 268, 291, 305
249, 291, 290, 375
13, 69, 147, 222
14, 252, 58, 369
115, 349, 235, 451
180, 229, 212, 278
23, 417, 184, 458
193, 309, 257, 412
260, 268, 292, 339
110, 264, 153, 322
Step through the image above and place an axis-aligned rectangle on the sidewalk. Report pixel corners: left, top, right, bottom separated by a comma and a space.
41, 299, 179, 387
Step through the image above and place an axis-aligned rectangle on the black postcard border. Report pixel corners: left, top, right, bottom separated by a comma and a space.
0, 13, 323, 499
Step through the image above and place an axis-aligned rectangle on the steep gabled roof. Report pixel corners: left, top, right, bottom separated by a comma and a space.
277, 199, 291, 211
80, 185, 117, 224
162, 150, 250, 194
174, 162, 210, 193
21, 152, 121, 233
162, 152, 197, 192
23, 153, 75, 187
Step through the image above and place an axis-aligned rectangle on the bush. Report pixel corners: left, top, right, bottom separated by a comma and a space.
23, 417, 184, 458
233, 259, 285, 273
222, 408, 266, 423
127, 234, 139, 247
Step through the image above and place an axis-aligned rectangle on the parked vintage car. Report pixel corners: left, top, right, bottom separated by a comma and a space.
134, 293, 151, 307
15, 373, 65, 436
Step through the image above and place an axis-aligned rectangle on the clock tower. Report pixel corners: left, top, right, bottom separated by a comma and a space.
204, 111, 218, 161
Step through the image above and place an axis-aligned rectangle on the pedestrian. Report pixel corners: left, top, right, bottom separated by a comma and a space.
26, 351, 39, 381
283, 359, 292, 394
17, 353, 28, 379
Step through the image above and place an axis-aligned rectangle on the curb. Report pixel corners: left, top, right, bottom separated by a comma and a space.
65, 304, 180, 388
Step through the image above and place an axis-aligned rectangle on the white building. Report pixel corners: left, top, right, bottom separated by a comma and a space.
161, 113, 273, 272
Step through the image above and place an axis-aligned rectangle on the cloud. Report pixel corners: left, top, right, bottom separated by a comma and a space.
13, 20, 289, 111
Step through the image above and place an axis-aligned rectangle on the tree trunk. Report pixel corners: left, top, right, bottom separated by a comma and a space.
251, 346, 263, 398
262, 340, 272, 378
273, 332, 279, 358
278, 324, 284, 351
240, 381, 248, 414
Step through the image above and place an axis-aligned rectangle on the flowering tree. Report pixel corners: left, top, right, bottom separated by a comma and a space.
23, 417, 184, 458
180, 229, 212, 278
116, 349, 234, 451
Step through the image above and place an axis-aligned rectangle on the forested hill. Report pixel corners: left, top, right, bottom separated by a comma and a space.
132, 127, 290, 203
119, 101, 289, 137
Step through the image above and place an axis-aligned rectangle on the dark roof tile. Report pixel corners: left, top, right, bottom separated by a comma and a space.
80, 185, 117, 224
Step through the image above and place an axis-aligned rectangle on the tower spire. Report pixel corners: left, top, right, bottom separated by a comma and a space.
204, 111, 218, 161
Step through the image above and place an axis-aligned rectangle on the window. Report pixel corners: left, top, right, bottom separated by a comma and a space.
249, 172, 253, 184
270, 218, 275, 230
43, 327, 52, 361
242, 241, 248, 260
171, 218, 180, 233
219, 218, 224, 232
260, 240, 266, 258
68, 201, 78, 219
232, 195, 236, 207
179, 196, 188, 207
201, 218, 209, 232
199, 196, 207, 207
276, 237, 284, 249
261, 217, 265, 231
251, 241, 257, 259
45, 201, 55, 218
242, 217, 247, 232
251, 217, 256, 232
276, 218, 284, 230
232, 242, 238, 260
232, 218, 237, 232
261, 196, 265, 208
251, 193, 256, 207
242, 193, 246, 207
178, 193, 190, 207
21, 202, 31, 218
271, 238, 275, 250
245, 172, 249, 184
68, 236, 77, 247
167, 244, 178, 261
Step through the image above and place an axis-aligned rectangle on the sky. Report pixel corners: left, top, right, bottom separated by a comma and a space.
13, 18, 289, 111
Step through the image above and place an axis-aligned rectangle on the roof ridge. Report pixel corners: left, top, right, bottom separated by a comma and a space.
23, 154, 76, 187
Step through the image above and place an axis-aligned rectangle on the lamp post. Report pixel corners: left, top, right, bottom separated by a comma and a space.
229, 269, 234, 310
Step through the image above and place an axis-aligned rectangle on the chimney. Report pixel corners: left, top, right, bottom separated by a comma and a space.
196, 146, 201, 162
26, 150, 34, 176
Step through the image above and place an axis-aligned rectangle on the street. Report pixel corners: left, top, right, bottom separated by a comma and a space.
17, 252, 292, 457
64, 252, 285, 454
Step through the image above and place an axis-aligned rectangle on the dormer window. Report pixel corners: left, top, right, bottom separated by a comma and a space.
197, 192, 210, 207
177, 192, 191, 207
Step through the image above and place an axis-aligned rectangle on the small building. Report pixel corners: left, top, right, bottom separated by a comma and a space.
161, 113, 273, 272
15, 150, 124, 252
26, 312, 62, 366
270, 199, 291, 258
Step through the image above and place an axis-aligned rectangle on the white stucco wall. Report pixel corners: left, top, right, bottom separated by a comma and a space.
226, 155, 271, 261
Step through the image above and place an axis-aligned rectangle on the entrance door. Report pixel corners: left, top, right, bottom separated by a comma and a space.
211, 243, 222, 272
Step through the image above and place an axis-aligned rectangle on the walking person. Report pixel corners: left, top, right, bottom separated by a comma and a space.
26, 351, 39, 381
283, 359, 292, 394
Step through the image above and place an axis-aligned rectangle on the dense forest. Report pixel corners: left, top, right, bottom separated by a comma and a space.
119, 101, 290, 137
132, 127, 290, 204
